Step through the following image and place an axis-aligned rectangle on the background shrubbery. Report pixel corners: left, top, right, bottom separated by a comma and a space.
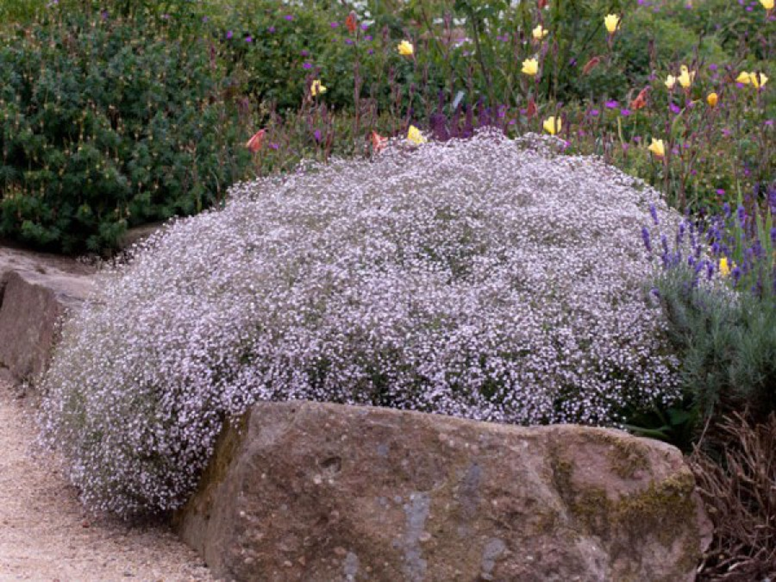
0, 6, 251, 252
2, 0, 772, 253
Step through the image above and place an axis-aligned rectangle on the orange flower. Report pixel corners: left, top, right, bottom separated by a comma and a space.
245, 129, 266, 153
630, 87, 649, 110
582, 56, 601, 76
526, 96, 538, 119
370, 130, 388, 153
345, 11, 358, 34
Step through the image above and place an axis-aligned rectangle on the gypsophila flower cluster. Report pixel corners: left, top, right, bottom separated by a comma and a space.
40, 130, 681, 517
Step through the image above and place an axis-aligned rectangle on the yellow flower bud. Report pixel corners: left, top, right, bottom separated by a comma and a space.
736, 71, 752, 84
664, 74, 677, 89
707, 92, 718, 107
648, 138, 665, 158
310, 79, 327, 96
521, 57, 539, 76
407, 125, 427, 145
749, 72, 768, 89
719, 257, 731, 278
604, 14, 620, 34
542, 116, 561, 135
532, 25, 549, 40
397, 40, 414, 56
678, 65, 695, 89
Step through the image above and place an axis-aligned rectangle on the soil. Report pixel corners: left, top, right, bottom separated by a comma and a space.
0, 384, 217, 582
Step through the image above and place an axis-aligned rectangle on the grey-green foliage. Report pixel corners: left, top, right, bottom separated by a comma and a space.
653, 265, 776, 421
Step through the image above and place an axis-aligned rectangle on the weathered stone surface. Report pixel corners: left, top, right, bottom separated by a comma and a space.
175, 401, 712, 582
0, 245, 95, 386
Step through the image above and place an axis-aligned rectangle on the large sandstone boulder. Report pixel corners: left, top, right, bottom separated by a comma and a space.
175, 401, 712, 582
0, 245, 94, 387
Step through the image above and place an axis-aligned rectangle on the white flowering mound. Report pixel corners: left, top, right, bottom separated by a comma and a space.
41, 130, 681, 516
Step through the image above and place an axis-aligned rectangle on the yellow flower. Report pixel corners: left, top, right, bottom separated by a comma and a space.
749, 72, 768, 89
719, 257, 731, 278
521, 57, 539, 76
310, 79, 327, 96
532, 25, 549, 40
648, 138, 665, 158
664, 74, 677, 89
678, 65, 695, 89
407, 125, 427, 145
604, 14, 620, 34
736, 71, 752, 84
760, 0, 774, 10
397, 40, 414, 57
707, 92, 718, 107
542, 116, 561, 135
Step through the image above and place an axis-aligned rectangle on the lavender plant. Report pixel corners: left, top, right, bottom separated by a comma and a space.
41, 131, 681, 516
644, 191, 776, 432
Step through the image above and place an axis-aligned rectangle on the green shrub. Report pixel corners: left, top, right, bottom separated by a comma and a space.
0, 0, 46, 27
213, 0, 355, 114
0, 8, 252, 253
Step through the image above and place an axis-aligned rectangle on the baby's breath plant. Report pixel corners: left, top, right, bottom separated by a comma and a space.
41, 131, 681, 517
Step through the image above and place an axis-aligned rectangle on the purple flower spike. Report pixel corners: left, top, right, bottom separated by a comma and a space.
330, 22, 339, 28
302, 62, 312, 69
605, 100, 618, 109
649, 203, 659, 225
641, 227, 652, 252
285, 15, 294, 21
669, 103, 681, 115
716, 189, 725, 196
245, 36, 252, 43
589, 109, 600, 117
737, 205, 746, 225
620, 108, 631, 117
314, 129, 322, 142
226, 30, 233, 40
770, 227, 776, 245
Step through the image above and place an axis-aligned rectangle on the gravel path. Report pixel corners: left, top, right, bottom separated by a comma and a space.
0, 385, 216, 582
